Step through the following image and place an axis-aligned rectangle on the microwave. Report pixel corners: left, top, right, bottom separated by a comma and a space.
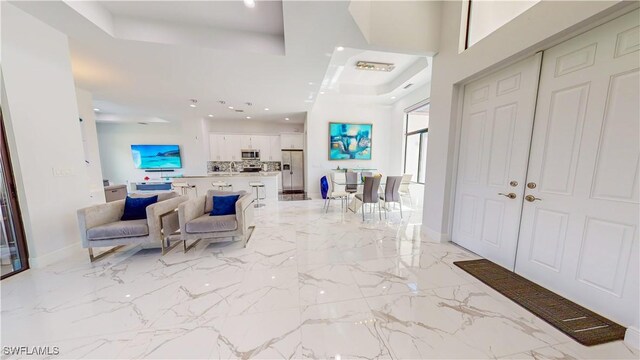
241, 149, 260, 160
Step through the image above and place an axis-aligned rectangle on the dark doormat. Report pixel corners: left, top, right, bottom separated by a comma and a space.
454, 259, 626, 346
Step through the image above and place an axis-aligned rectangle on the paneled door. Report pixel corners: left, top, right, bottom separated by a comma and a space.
515, 9, 639, 327
451, 54, 542, 270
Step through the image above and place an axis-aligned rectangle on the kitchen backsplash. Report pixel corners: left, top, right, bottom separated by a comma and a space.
207, 160, 282, 173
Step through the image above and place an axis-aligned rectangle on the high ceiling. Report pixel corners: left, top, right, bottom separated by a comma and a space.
100, 1, 285, 35
9, 1, 432, 125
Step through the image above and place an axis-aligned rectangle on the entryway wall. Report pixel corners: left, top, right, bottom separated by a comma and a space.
449, 7, 639, 347
422, 1, 634, 242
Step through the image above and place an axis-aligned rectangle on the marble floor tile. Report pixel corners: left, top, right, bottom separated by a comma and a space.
428, 284, 567, 358
350, 252, 472, 298
1, 199, 635, 359
298, 263, 363, 307
365, 291, 491, 359
227, 266, 300, 316
300, 299, 393, 359
219, 308, 301, 360
120, 319, 229, 359
499, 340, 640, 359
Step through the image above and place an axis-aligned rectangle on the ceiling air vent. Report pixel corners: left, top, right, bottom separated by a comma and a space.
235, 109, 244, 113
403, 83, 414, 89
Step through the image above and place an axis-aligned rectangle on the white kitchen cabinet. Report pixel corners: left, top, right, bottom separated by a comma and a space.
240, 134, 267, 150
209, 133, 222, 160
240, 135, 252, 149
252, 135, 269, 160
211, 133, 285, 161
224, 134, 242, 161
269, 136, 282, 162
211, 134, 242, 161
280, 133, 304, 150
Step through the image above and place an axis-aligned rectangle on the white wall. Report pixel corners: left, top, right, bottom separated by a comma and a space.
1, 3, 92, 267
306, 94, 393, 197
348, 1, 441, 55
467, 1, 540, 47
97, 120, 208, 187
205, 118, 304, 134
76, 87, 105, 203
423, 0, 629, 244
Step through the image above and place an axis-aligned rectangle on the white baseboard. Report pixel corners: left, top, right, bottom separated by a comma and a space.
309, 192, 322, 200
625, 327, 640, 350
421, 226, 450, 243
29, 241, 84, 269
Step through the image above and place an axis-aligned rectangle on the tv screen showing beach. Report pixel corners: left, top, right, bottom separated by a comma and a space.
131, 145, 182, 169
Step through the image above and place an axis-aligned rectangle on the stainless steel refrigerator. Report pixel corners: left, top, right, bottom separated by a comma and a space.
281, 150, 304, 193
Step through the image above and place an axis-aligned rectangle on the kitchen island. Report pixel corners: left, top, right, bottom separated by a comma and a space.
174, 172, 280, 200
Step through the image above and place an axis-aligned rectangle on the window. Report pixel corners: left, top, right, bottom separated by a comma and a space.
0, 107, 29, 279
404, 103, 429, 184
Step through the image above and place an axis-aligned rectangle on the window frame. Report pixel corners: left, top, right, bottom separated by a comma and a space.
403, 111, 429, 185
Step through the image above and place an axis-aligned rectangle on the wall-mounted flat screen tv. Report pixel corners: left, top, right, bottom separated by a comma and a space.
131, 144, 182, 169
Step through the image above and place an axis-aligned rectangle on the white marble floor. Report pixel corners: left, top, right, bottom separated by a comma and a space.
1, 200, 638, 359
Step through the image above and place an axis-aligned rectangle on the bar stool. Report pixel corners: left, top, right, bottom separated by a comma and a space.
249, 182, 265, 208
211, 181, 233, 191
173, 182, 197, 197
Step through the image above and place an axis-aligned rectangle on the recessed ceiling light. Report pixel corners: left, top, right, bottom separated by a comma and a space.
189, 99, 198, 108
244, 0, 255, 8
93, 108, 100, 112
228, 106, 234, 109
336, 46, 345, 51
264, 108, 269, 111
320, 91, 325, 95
189, 104, 196, 108
208, 114, 214, 117
246, 116, 251, 119
285, 117, 290, 121
390, 96, 396, 100
308, 82, 314, 85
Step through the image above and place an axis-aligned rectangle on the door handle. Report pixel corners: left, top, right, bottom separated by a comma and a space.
498, 192, 517, 199
525, 195, 542, 202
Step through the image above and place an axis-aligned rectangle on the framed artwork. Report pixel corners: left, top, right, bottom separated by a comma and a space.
329, 122, 372, 160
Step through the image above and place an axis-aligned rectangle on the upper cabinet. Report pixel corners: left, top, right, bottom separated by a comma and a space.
209, 133, 242, 161
209, 133, 222, 161
281, 133, 304, 150
240, 135, 253, 149
210, 133, 300, 161
268, 136, 282, 162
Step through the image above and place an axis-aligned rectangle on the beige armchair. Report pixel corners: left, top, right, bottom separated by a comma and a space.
178, 190, 254, 246
77, 192, 188, 261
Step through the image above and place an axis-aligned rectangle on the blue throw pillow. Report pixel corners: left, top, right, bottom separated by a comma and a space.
121, 195, 158, 221
210, 195, 240, 216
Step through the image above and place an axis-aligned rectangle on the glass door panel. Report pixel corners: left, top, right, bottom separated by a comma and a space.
0, 107, 28, 279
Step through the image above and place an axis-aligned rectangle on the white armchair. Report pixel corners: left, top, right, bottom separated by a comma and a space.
178, 190, 254, 246
77, 192, 188, 261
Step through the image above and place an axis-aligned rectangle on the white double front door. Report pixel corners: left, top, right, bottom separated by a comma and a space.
452, 9, 639, 328
452, 53, 542, 270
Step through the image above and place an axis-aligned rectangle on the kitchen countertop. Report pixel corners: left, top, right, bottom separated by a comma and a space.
179, 171, 280, 178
